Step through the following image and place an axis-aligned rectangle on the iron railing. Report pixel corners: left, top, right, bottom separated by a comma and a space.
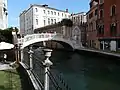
22, 48, 72, 90
32, 54, 72, 90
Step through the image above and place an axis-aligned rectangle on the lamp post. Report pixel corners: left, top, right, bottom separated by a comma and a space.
42, 49, 53, 90
12, 29, 18, 63
12, 30, 16, 44
17, 36, 24, 63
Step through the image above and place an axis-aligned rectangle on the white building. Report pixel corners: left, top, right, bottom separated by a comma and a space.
0, 0, 8, 29
19, 4, 70, 36
70, 12, 86, 25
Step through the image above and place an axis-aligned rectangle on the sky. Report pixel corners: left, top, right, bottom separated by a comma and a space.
8, 0, 90, 28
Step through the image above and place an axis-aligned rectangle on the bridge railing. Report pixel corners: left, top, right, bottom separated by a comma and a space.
22, 48, 72, 90
32, 53, 72, 90
18, 33, 57, 45
18, 32, 73, 44
18, 32, 75, 50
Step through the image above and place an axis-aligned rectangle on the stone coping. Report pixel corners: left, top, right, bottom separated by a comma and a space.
20, 62, 42, 90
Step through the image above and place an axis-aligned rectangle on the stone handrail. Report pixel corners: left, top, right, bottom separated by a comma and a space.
18, 33, 57, 45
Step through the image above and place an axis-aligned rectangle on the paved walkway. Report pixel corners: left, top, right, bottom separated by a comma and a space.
77, 47, 120, 58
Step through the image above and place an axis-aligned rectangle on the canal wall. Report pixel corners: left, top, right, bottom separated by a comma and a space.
75, 48, 120, 60
18, 62, 43, 90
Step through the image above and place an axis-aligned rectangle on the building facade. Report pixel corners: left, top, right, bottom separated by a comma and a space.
19, 4, 70, 36
34, 20, 86, 48
69, 12, 87, 47
95, 0, 120, 51
70, 12, 86, 25
86, 0, 99, 49
0, 0, 8, 29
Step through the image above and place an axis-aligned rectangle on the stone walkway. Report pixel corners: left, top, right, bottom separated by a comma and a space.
77, 47, 120, 58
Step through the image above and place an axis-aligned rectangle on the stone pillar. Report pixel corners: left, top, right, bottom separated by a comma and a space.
42, 49, 53, 90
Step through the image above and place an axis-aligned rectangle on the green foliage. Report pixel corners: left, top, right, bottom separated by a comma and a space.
0, 27, 19, 43
0, 70, 22, 90
61, 19, 73, 27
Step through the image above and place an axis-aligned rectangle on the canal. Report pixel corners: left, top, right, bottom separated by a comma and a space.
25, 48, 120, 90
50, 50, 120, 90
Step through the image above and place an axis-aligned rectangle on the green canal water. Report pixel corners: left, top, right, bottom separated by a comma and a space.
26, 48, 120, 90
49, 50, 120, 90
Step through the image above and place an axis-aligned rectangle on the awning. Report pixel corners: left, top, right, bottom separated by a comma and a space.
0, 42, 14, 50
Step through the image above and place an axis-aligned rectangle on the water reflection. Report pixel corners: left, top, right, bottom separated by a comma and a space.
25, 48, 120, 90
50, 50, 120, 90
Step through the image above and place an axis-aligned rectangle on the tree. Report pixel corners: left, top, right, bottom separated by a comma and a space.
0, 27, 19, 43
61, 19, 73, 27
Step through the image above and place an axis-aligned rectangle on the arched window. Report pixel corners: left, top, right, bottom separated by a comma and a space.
35, 8, 38, 12
99, 9, 104, 18
111, 5, 116, 16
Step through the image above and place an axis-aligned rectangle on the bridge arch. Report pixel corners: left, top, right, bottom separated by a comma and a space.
19, 33, 74, 50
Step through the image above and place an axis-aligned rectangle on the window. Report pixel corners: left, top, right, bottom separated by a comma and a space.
111, 5, 116, 16
51, 19, 53, 24
89, 12, 93, 19
81, 15, 83, 21
62, 13, 63, 17
3, 3, 6, 7
44, 20, 46, 26
43, 10, 45, 14
95, 9, 98, 16
54, 12, 56, 15
36, 19, 38, 25
98, 25, 104, 35
99, 0, 104, 4
91, 23, 93, 31
51, 11, 53, 15
48, 18, 50, 25
54, 19, 56, 23
110, 23, 117, 36
74, 17, 76, 20
58, 12, 59, 16
48, 11, 50, 14
35, 8, 38, 12
65, 14, 67, 18
99, 9, 104, 18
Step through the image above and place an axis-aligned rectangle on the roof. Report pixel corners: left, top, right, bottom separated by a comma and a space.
20, 4, 69, 16
86, 4, 98, 15
33, 4, 69, 13
71, 12, 86, 15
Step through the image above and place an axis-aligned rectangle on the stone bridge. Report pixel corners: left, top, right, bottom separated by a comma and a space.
18, 32, 74, 50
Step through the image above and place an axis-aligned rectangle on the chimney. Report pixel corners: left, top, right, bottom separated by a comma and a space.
30, 4, 33, 7
42, 4, 48, 7
66, 9, 68, 12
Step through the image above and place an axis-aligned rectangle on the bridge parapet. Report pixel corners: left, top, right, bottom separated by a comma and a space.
18, 32, 74, 49
19, 33, 57, 45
